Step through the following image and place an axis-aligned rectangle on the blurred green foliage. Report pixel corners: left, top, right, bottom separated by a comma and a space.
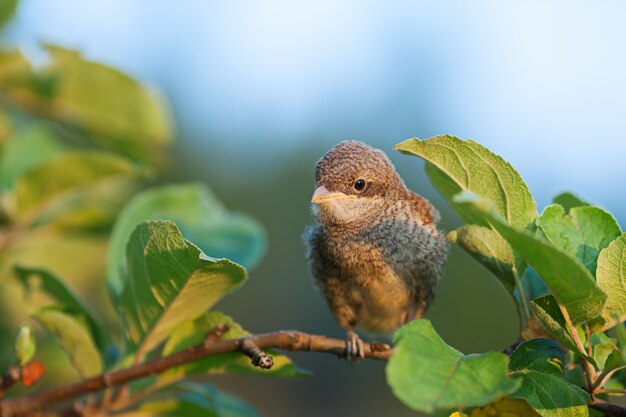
0, 3, 625, 417
0, 3, 275, 415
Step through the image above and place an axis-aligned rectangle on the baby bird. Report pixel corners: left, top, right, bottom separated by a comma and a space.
304, 141, 448, 360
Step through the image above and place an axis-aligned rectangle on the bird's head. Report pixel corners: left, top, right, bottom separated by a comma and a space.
311, 141, 405, 227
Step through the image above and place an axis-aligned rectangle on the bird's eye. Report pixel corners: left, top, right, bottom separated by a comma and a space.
353, 179, 366, 192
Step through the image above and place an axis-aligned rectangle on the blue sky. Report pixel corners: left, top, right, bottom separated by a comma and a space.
6, 0, 626, 222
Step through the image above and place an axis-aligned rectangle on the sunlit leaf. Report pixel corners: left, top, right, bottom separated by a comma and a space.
469, 397, 540, 417
536, 204, 620, 274
0, 49, 30, 85
589, 234, 626, 332
107, 183, 265, 297
30, 305, 103, 377
454, 192, 606, 325
4, 45, 172, 165
0, 124, 63, 191
14, 266, 108, 353
119, 220, 247, 360
395, 135, 537, 229
162, 311, 306, 380
14, 323, 36, 366
14, 150, 145, 227
0, 0, 18, 30
588, 334, 624, 372
0, 110, 10, 144
530, 296, 595, 366
386, 320, 521, 413
509, 338, 589, 417
448, 225, 517, 293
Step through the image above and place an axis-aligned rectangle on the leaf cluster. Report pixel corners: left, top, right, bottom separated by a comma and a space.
390, 136, 626, 416
0, 6, 285, 416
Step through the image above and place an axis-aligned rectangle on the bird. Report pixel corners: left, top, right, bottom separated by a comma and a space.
304, 140, 448, 360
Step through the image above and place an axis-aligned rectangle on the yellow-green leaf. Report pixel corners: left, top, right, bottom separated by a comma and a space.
590, 234, 626, 332
14, 323, 36, 366
31, 305, 103, 377
119, 221, 247, 360
448, 225, 517, 293
395, 135, 537, 229
454, 192, 607, 325
14, 151, 144, 227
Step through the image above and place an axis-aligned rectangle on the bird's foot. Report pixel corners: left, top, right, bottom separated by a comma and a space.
345, 330, 365, 364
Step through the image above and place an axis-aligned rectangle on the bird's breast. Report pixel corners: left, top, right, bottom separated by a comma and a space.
328, 237, 413, 334
353, 267, 413, 334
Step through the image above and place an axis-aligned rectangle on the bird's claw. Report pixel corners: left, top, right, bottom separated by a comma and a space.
345, 330, 365, 364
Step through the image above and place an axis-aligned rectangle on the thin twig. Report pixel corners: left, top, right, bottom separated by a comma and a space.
241, 339, 273, 369
596, 388, 626, 395
203, 323, 233, 345
592, 367, 624, 393
0, 330, 391, 417
512, 267, 530, 329
558, 305, 595, 391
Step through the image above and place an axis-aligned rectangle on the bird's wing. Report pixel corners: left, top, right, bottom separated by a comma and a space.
385, 215, 448, 320
303, 225, 333, 286
405, 190, 441, 225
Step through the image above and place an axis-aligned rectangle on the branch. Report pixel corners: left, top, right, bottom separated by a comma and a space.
589, 399, 626, 417
0, 367, 20, 400
0, 330, 391, 417
558, 304, 596, 391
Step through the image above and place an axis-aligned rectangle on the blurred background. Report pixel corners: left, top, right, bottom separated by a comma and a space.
2, 0, 626, 416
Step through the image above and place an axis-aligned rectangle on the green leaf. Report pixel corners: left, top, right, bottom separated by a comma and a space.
530, 296, 596, 366
0, 49, 30, 85
589, 234, 626, 332
588, 334, 623, 372
14, 150, 145, 227
31, 305, 103, 377
119, 220, 247, 360
395, 135, 537, 229
162, 311, 306, 379
0, 124, 62, 190
552, 192, 589, 212
14, 45, 172, 165
107, 183, 265, 297
615, 323, 626, 363
447, 225, 517, 293
386, 320, 521, 413
0, 0, 18, 31
509, 338, 589, 417
0, 110, 10, 144
136, 382, 263, 417
522, 267, 549, 300
536, 205, 621, 274
589, 333, 613, 366
14, 323, 36, 366
603, 350, 625, 373
14, 266, 108, 353
454, 192, 607, 325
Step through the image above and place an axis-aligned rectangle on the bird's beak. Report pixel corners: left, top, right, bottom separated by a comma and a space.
311, 185, 356, 205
